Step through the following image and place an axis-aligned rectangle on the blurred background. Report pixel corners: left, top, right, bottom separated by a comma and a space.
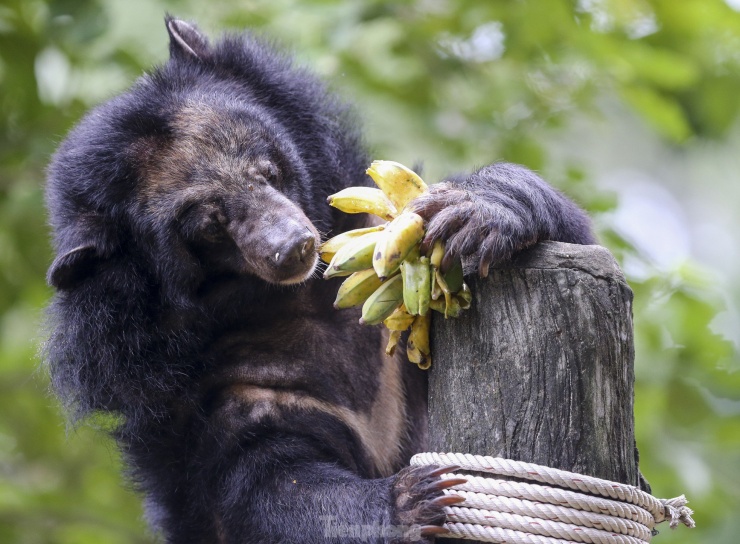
0, 0, 738, 542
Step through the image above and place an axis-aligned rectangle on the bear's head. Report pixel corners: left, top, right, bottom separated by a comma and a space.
131, 97, 322, 288
45, 19, 341, 302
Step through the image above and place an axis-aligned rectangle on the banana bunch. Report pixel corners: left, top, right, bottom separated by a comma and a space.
320, 160, 472, 370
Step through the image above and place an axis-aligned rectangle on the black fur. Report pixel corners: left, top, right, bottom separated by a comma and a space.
44, 17, 595, 544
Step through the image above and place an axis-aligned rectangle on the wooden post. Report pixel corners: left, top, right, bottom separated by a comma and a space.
428, 241, 645, 544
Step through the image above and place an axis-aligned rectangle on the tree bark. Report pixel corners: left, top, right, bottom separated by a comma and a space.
428, 241, 644, 544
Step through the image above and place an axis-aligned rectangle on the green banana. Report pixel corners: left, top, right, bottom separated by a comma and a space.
319, 225, 386, 264
444, 261, 464, 293
360, 274, 403, 325
372, 211, 425, 280
327, 187, 397, 221
401, 255, 431, 316
429, 296, 464, 319
457, 283, 472, 310
324, 231, 383, 279
434, 269, 453, 315
432, 270, 469, 318
407, 313, 431, 369
384, 305, 415, 331
428, 240, 463, 294
333, 269, 385, 309
366, 160, 428, 211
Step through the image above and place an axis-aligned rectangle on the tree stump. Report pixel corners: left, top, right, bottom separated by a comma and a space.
428, 241, 644, 544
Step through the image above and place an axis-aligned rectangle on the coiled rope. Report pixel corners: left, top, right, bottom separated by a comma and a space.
411, 453, 695, 544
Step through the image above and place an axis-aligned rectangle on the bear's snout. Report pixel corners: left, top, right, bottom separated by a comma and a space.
226, 188, 320, 285
273, 230, 316, 266
266, 222, 318, 280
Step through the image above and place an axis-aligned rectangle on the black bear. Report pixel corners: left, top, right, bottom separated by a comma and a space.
44, 17, 595, 544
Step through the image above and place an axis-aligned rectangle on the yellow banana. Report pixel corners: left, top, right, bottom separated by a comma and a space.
333, 269, 385, 309
431, 272, 442, 301
360, 274, 403, 325
407, 343, 423, 368
408, 313, 431, 353
457, 283, 472, 310
372, 211, 425, 280
366, 160, 428, 211
324, 231, 383, 279
385, 329, 402, 356
327, 187, 397, 221
407, 313, 431, 370
402, 255, 431, 316
319, 225, 385, 263
429, 296, 463, 319
429, 240, 445, 269
434, 269, 454, 316
384, 305, 415, 331
428, 239, 463, 293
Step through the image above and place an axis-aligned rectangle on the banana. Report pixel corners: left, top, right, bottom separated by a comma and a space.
408, 313, 431, 353
385, 329, 402, 356
366, 160, 428, 211
434, 269, 453, 316
433, 270, 468, 318
372, 211, 425, 280
429, 240, 445, 304
407, 343, 423, 368
402, 255, 431, 316
327, 187, 397, 221
457, 283, 472, 310
319, 225, 386, 264
407, 313, 431, 369
429, 240, 445, 269
431, 272, 442, 301
428, 240, 463, 293
333, 269, 385, 309
323, 161, 475, 368
360, 274, 404, 325
444, 261, 464, 293
324, 231, 383, 279
384, 305, 415, 331
429, 296, 463, 319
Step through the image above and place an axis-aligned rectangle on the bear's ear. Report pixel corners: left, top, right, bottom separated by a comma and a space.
47, 244, 104, 291
166, 16, 211, 61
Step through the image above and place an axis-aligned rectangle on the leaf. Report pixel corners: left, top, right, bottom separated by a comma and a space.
620, 85, 692, 142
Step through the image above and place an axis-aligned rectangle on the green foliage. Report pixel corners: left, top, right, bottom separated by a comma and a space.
1, 0, 738, 542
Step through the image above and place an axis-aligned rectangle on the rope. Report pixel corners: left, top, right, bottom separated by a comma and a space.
410, 452, 695, 544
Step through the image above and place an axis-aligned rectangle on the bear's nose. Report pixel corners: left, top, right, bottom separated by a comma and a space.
299, 236, 315, 261
275, 230, 316, 267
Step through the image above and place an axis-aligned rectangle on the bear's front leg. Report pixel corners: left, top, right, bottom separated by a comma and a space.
409, 162, 596, 277
210, 449, 463, 544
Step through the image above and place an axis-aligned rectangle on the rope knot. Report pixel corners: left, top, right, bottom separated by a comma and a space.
659, 495, 696, 529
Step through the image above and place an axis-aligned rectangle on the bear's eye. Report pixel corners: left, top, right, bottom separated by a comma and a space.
247, 159, 280, 186
263, 162, 279, 184
177, 201, 227, 243
201, 212, 226, 242
198, 208, 226, 242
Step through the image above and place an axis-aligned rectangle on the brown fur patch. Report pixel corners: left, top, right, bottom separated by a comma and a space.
218, 329, 406, 477
135, 101, 260, 210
